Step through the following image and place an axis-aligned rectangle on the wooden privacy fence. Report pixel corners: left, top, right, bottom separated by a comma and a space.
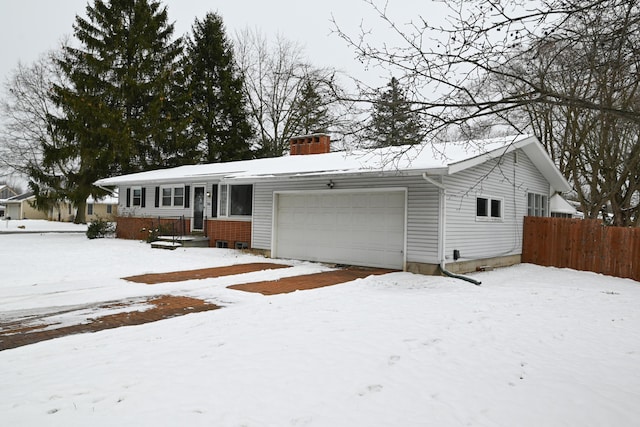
522, 217, 640, 282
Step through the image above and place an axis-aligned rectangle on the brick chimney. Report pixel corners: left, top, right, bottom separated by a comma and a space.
289, 134, 331, 155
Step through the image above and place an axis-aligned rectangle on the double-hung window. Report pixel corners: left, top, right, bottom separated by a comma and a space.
527, 193, 548, 217
476, 196, 503, 221
160, 186, 185, 207
132, 187, 142, 207
218, 184, 253, 217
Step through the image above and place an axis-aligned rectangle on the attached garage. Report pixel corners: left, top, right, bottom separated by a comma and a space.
273, 189, 407, 269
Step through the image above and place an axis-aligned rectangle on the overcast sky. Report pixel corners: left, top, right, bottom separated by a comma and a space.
0, 0, 438, 90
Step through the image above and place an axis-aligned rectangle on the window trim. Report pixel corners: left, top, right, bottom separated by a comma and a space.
218, 184, 253, 218
475, 195, 503, 222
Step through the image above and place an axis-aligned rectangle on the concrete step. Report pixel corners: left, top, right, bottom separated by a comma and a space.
150, 240, 182, 250
154, 235, 210, 248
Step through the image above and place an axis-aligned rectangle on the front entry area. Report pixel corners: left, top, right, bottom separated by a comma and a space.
192, 186, 205, 231
273, 189, 406, 269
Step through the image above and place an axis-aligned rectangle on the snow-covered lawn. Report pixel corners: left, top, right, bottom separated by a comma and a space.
1, 233, 639, 426
0, 218, 88, 233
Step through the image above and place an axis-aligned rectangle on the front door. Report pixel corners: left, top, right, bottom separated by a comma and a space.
193, 186, 205, 231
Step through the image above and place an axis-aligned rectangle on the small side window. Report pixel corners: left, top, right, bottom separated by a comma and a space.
476, 197, 488, 217
476, 196, 502, 221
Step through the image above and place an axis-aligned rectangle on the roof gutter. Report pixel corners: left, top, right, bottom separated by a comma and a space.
422, 173, 481, 286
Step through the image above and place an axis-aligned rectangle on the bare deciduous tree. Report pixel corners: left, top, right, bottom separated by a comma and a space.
0, 52, 66, 182
234, 29, 352, 156
334, 0, 640, 225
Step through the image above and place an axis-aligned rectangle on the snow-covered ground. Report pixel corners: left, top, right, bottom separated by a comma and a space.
1, 233, 639, 426
0, 218, 88, 233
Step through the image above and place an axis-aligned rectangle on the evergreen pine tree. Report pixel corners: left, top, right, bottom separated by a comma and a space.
367, 77, 423, 147
292, 78, 332, 135
185, 12, 253, 162
32, 0, 192, 223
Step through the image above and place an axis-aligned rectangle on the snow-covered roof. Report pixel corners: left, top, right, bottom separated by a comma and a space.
87, 190, 119, 205
6, 191, 35, 202
95, 135, 571, 192
550, 194, 578, 215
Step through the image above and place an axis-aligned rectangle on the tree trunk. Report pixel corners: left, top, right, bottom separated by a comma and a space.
74, 199, 87, 224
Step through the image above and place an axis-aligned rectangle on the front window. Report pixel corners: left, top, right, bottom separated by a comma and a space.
132, 188, 142, 207
173, 187, 184, 206
87, 203, 94, 215
161, 186, 185, 207
527, 193, 548, 217
162, 188, 172, 206
219, 185, 228, 216
476, 196, 502, 221
230, 185, 253, 216
219, 184, 253, 217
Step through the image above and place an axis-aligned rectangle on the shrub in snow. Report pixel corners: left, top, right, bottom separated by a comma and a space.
86, 218, 115, 239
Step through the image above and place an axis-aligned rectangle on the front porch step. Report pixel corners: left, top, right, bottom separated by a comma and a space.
153, 235, 210, 248
151, 240, 182, 250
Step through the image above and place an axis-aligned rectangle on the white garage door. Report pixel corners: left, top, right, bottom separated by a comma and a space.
274, 190, 406, 269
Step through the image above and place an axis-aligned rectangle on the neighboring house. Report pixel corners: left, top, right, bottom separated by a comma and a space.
0, 184, 18, 200
95, 134, 571, 274
4, 192, 48, 220
3, 190, 118, 222
48, 200, 75, 222
85, 193, 119, 221
46, 193, 118, 222
0, 185, 19, 217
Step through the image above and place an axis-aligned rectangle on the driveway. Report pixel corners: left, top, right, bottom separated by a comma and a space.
1, 263, 394, 350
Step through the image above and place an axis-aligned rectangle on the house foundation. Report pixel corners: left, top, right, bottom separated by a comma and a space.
407, 255, 521, 276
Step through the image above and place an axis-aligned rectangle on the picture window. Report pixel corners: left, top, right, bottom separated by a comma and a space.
218, 184, 252, 217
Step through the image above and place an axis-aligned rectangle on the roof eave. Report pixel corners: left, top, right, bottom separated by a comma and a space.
446, 135, 571, 193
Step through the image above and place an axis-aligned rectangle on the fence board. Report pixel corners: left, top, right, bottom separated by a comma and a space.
522, 217, 639, 282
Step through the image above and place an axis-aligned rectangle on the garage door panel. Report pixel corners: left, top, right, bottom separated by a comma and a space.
275, 190, 405, 269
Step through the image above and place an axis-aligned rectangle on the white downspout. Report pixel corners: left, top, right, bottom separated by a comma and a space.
422, 172, 481, 285
421, 173, 446, 264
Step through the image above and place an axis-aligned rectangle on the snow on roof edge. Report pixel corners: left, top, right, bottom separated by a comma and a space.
95, 135, 538, 186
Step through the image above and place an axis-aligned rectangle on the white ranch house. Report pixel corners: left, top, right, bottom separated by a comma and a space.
95, 134, 571, 274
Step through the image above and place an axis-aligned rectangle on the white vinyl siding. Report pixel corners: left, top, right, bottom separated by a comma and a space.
444, 149, 550, 261
120, 183, 211, 218
252, 175, 441, 265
